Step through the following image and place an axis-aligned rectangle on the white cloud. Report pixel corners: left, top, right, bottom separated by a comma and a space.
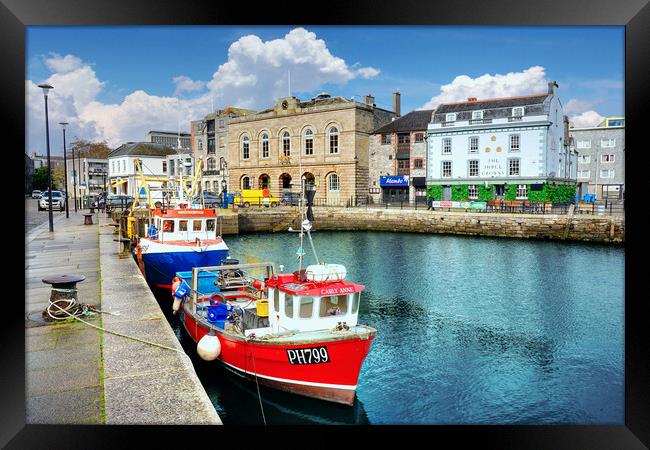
205, 27, 380, 107
26, 27, 380, 154
44, 53, 84, 74
173, 76, 206, 96
421, 66, 549, 109
569, 110, 605, 128
355, 67, 381, 79
564, 98, 603, 115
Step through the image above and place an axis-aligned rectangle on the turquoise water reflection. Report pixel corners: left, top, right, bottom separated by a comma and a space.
169, 231, 624, 425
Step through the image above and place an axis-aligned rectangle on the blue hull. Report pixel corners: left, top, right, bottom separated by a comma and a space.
141, 249, 229, 288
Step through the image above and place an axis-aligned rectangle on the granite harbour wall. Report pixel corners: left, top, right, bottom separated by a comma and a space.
234, 208, 624, 243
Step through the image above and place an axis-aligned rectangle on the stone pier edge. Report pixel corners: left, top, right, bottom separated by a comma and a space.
97, 222, 106, 424
234, 207, 624, 243
98, 213, 221, 425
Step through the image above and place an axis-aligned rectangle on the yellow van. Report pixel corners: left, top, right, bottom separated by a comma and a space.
234, 189, 280, 208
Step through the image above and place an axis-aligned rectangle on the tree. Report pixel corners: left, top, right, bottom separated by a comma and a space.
32, 167, 51, 191
52, 164, 65, 191
69, 138, 112, 159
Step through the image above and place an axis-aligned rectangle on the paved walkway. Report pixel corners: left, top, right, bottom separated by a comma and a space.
25, 210, 221, 425
25, 210, 103, 424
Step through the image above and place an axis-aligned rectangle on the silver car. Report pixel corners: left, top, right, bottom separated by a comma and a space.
39, 190, 66, 211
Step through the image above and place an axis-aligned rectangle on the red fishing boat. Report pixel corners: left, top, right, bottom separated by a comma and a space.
172, 181, 376, 405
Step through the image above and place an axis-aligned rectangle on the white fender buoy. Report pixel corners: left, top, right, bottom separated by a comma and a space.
197, 332, 221, 361
172, 297, 182, 313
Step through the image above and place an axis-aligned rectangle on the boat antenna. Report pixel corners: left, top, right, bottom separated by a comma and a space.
295, 134, 319, 269
177, 120, 184, 206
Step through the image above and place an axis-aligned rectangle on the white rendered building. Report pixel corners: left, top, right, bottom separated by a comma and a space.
426, 81, 577, 201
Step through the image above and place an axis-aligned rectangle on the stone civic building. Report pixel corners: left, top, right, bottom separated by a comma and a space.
570, 117, 625, 200
191, 107, 256, 194
226, 93, 397, 203
370, 108, 434, 204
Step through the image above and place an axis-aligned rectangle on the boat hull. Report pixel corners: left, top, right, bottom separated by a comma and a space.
137, 239, 228, 288
179, 304, 375, 406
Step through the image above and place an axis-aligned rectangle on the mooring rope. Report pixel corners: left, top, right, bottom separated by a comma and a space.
246, 339, 267, 426
45, 290, 192, 363
45, 287, 120, 320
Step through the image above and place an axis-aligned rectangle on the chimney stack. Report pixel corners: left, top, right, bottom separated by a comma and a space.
363, 94, 375, 108
548, 80, 559, 95
467, 97, 477, 102
392, 91, 401, 116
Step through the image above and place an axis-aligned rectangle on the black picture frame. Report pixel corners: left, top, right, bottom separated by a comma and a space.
5, 0, 648, 447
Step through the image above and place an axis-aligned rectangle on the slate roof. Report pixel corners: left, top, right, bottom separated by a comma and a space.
374, 109, 434, 134
298, 96, 352, 109
109, 142, 179, 158
435, 94, 549, 114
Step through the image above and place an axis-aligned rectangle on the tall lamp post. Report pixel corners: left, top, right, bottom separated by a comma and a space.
220, 157, 227, 209
59, 122, 70, 218
38, 83, 54, 232
72, 147, 78, 212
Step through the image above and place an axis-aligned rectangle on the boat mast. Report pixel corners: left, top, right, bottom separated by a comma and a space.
177, 121, 184, 205
297, 136, 306, 273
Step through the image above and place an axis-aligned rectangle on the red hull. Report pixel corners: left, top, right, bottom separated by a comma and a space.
180, 305, 375, 405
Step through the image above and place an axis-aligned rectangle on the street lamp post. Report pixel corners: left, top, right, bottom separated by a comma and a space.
59, 122, 69, 218
77, 147, 83, 209
72, 147, 78, 212
220, 158, 227, 209
38, 83, 54, 232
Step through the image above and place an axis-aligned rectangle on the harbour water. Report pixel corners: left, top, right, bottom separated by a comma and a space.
162, 231, 624, 425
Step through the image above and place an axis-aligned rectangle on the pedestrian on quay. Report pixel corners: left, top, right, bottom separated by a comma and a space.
427, 198, 434, 211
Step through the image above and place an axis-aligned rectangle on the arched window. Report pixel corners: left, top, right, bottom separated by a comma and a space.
280, 173, 292, 189
242, 136, 250, 160
261, 133, 269, 158
207, 157, 216, 170
304, 129, 314, 155
328, 173, 340, 191
328, 127, 339, 154
242, 176, 250, 190
259, 174, 270, 189
282, 131, 291, 157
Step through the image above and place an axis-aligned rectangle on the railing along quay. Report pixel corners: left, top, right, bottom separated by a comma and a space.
303, 196, 625, 216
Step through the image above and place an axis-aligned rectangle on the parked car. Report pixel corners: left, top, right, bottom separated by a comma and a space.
233, 189, 280, 208
281, 191, 302, 206
31, 190, 42, 199
192, 193, 221, 208
39, 190, 65, 211
104, 195, 134, 211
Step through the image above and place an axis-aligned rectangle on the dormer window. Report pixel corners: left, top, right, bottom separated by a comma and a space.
445, 113, 456, 123
512, 107, 524, 118
472, 110, 483, 120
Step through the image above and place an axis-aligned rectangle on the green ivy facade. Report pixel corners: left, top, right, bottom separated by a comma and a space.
426, 183, 576, 203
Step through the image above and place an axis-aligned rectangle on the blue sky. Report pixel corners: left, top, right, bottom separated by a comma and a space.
26, 26, 624, 154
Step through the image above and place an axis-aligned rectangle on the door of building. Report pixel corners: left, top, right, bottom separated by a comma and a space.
494, 184, 504, 199
383, 187, 409, 203
442, 186, 452, 201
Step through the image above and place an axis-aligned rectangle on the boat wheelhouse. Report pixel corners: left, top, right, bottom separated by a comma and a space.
136, 208, 229, 289
175, 261, 376, 405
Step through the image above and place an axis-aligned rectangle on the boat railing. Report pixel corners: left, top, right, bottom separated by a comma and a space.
190, 262, 275, 315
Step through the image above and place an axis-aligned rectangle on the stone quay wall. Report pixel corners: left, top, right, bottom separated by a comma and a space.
237, 207, 625, 243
